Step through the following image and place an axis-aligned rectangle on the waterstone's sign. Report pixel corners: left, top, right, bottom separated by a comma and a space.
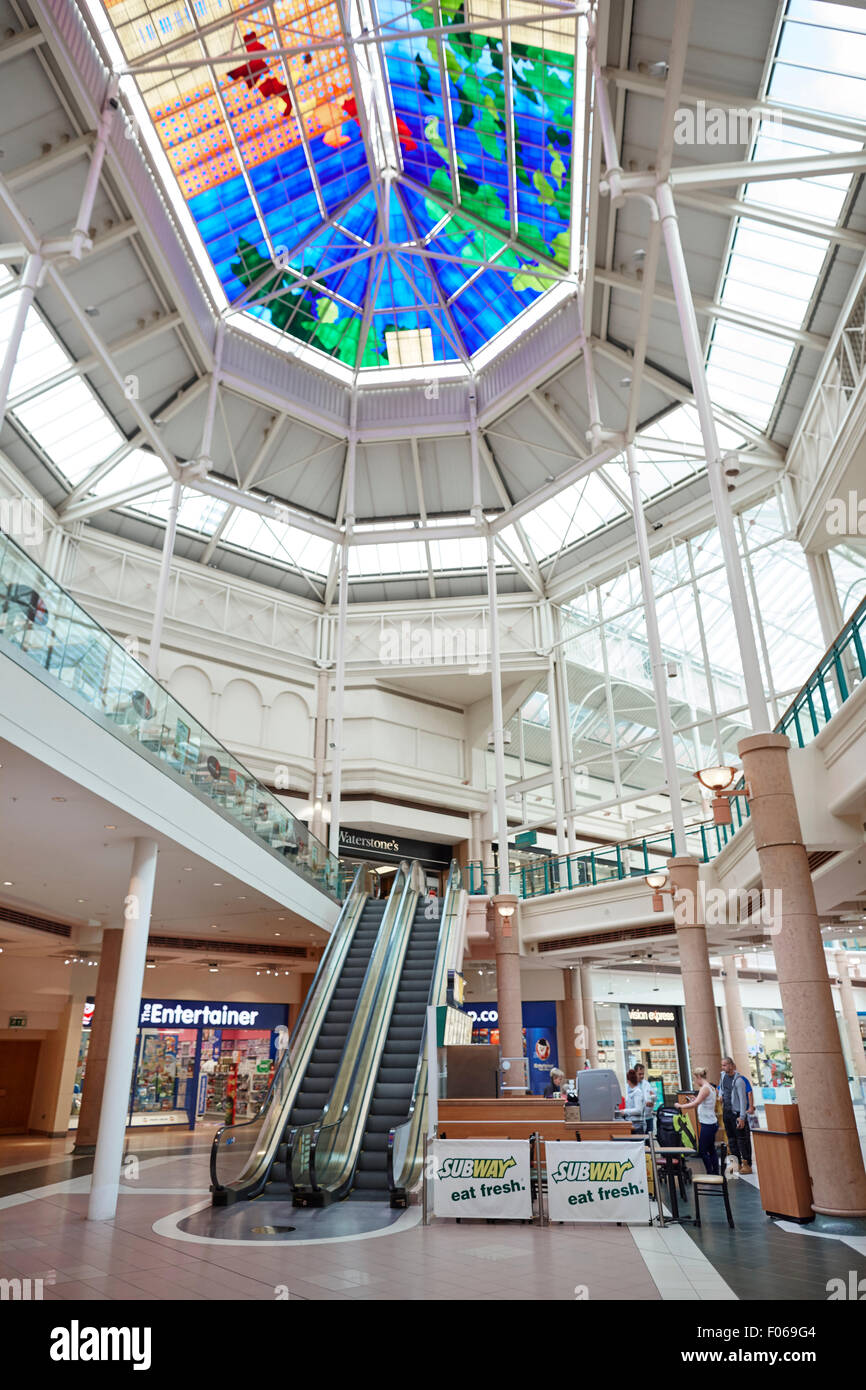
546, 1142, 650, 1223
339, 829, 451, 865
431, 1140, 532, 1219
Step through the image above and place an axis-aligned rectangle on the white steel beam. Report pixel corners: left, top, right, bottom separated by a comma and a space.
674, 189, 866, 253
0, 26, 45, 63
595, 266, 830, 351
5, 134, 94, 189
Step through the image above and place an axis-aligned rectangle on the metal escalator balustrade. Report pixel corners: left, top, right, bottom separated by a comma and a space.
386, 860, 464, 1206
210, 866, 370, 1202
293, 861, 427, 1206
350, 896, 441, 1200
0, 528, 342, 901
283, 888, 393, 1183
290, 862, 419, 1202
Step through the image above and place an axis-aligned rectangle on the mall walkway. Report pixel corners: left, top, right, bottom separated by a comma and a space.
2, 1130, 865, 1302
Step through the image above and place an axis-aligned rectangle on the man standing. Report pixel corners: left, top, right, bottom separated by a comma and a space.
719, 1056, 753, 1174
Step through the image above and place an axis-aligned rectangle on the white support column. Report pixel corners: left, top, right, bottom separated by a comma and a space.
88, 837, 158, 1222
328, 417, 357, 858
806, 550, 844, 648
546, 649, 567, 856
487, 533, 510, 892
70, 77, 119, 261
656, 180, 769, 732
626, 444, 687, 853
0, 252, 44, 423
311, 668, 329, 845
147, 478, 182, 677
552, 607, 578, 852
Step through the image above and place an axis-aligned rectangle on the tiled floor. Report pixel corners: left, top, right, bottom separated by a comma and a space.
0, 1128, 863, 1302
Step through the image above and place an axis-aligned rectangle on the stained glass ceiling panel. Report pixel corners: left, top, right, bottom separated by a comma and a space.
94, 0, 583, 371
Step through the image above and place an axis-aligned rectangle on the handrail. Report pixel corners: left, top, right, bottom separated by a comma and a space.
289, 862, 415, 1195
775, 593, 866, 748
209, 865, 369, 1199
387, 859, 463, 1205
0, 526, 343, 900
306, 861, 428, 1203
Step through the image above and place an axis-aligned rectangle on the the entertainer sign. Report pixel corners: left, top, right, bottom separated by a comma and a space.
431, 1140, 532, 1219
546, 1142, 650, 1223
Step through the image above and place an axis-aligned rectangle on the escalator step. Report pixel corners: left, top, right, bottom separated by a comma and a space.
357, 1152, 387, 1172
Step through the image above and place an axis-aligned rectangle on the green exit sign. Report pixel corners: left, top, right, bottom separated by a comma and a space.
514, 831, 537, 848
8, 1015, 27, 1028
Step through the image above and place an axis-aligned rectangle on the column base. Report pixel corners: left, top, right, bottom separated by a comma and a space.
810, 1209, 866, 1230
72, 1142, 96, 1155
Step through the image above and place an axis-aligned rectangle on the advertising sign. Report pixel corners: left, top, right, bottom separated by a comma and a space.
525, 1026, 558, 1095
431, 1140, 532, 1220
545, 1142, 650, 1223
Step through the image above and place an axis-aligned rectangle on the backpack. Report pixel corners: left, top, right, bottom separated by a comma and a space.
655, 1106, 682, 1147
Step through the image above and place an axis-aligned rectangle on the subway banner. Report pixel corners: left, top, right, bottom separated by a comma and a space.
431, 1141, 533, 1220
545, 1142, 650, 1223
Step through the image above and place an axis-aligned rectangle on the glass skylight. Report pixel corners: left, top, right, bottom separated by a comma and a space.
704, 0, 865, 431
87, 0, 585, 371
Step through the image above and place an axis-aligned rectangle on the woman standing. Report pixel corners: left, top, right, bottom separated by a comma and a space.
676, 1068, 719, 1174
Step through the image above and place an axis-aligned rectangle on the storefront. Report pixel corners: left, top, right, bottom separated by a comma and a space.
338, 828, 453, 896
466, 1000, 559, 1095
70, 997, 289, 1132
744, 1007, 791, 1091
594, 1002, 688, 1102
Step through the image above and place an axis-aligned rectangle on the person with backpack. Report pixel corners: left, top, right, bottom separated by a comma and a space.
675, 1068, 720, 1174
719, 1056, 753, 1174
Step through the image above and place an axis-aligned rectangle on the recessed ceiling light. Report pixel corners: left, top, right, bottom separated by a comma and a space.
77, 898, 86, 903
3, 881, 12, 886
274, 932, 280, 937
213, 882, 222, 886
52, 796, 67, 803
238, 895, 246, 900
210, 923, 218, 929
183, 867, 193, 872
104, 825, 116, 830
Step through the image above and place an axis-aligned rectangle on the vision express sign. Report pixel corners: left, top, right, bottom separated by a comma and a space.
545, 1141, 650, 1223
431, 1140, 532, 1219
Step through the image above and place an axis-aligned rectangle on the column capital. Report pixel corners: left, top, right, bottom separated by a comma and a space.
666, 855, 701, 871
737, 732, 791, 756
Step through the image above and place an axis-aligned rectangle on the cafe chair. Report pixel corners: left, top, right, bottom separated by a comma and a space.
692, 1143, 735, 1229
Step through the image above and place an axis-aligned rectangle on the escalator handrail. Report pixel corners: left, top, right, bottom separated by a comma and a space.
210, 864, 367, 1196
289, 862, 412, 1190
308, 860, 426, 1197
386, 859, 463, 1197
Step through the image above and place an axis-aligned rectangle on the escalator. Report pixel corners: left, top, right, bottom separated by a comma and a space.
210, 865, 384, 1202
282, 896, 386, 1132
349, 898, 439, 1199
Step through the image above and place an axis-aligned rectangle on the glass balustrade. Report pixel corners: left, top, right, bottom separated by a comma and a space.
0, 528, 343, 901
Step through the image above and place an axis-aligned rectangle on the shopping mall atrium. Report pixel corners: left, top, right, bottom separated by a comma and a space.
0, 0, 865, 1334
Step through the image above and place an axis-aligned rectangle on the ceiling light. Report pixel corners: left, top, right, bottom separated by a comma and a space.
104, 825, 116, 830
274, 932, 281, 937
52, 796, 67, 803
213, 882, 222, 886
2, 881, 12, 886
645, 871, 668, 890
84, 305, 100, 316
183, 867, 193, 872
208, 962, 219, 973
146, 958, 156, 968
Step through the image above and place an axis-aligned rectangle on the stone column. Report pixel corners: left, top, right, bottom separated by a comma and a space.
562, 966, 587, 1072
835, 952, 866, 1082
721, 958, 752, 1080
490, 894, 525, 1090
74, 928, 124, 1151
739, 732, 866, 1217
667, 856, 722, 1079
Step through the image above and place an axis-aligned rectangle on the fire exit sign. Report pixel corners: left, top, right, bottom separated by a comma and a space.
8, 1015, 27, 1028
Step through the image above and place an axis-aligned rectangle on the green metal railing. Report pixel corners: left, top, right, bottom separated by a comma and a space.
776, 593, 866, 748
468, 596, 866, 902
0, 527, 344, 901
